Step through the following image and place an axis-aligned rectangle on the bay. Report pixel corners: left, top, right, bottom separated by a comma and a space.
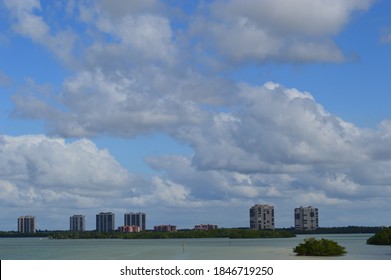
1, 234, 390, 260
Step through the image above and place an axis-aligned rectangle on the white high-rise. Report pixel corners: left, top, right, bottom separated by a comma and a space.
249, 204, 275, 230
294, 206, 319, 231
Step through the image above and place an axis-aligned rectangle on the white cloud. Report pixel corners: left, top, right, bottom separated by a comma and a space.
0, 135, 139, 222
214, 0, 372, 36
11, 64, 237, 138
3, 0, 373, 66
96, 0, 162, 17
74, 0, 177, 67
94, 14, 177, 64
56, 69, 210, 137
8, 0, 49, 39
192, 0, 373, 63
3, 0, 76, 63
7, 0, 373, 138
176, 82, 362, 174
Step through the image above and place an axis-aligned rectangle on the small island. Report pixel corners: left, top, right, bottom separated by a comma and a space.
293, 238, 346, 256
366, 227, 391, 245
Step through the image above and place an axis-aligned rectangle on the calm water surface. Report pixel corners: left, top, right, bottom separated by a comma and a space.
1, 234, 390, 260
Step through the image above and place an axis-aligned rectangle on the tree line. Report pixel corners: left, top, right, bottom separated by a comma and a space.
47, 228, 296, 239
366, 227, 391, 245
0, 226, 386, 239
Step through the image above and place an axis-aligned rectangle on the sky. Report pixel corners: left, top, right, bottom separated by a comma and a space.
1, 0, 391, 231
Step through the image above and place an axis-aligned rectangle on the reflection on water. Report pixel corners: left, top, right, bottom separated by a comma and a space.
0, 234, 390, 260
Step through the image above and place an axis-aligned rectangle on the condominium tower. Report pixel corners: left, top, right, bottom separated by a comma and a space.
17, 216, 36, 233
249, 204, 275, 230
96, 212, 115, 232
294, 206, 319, 231
124, 212, 146, 231
70, 215, 85, 231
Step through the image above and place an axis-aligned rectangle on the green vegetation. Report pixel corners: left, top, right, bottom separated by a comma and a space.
46, 228, 295, 239
1, 226, 384, 239
0, 231, 49, 238
293, 238, 346, 256
366, 227, 391, 245
290, 226, 383, 235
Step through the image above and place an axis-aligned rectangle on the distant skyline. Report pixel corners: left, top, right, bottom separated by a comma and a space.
1, 0, 391, 230
9, 204, 310, 231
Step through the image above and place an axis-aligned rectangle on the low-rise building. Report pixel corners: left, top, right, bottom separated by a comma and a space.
118, 225, 140, 233
154, 225, 177, 232
194, 224, 218, 230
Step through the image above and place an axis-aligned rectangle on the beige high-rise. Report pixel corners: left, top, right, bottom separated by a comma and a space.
294, 206, 318, 230
250, 204, 275, 229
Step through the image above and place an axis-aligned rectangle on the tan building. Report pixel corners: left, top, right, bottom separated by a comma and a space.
294, 206, 319, 231
154, 225, 177, 232
250, 204, 275, 230
194, 224, 218, 230
118, 225, 140, 233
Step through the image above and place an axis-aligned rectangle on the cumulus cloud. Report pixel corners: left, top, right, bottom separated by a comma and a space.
11, 64, 238, 138
0, 135, 132, 198
3, 0, 76, 63
191, 0, 372, 63
8, 0, 373, 138
176, 82, 362, 174
3, 0, 373, 67
89, 10, 177, 64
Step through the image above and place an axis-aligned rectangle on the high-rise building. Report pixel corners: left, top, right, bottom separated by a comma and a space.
96, 212, 115, 232
294, 206, 318, 231
70, 215, 85, 231
124, 212, 146, 231
18, 216, 36, 233
249, 204, 275, 230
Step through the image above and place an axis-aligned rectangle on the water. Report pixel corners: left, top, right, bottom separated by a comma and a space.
1, 234, 390, 260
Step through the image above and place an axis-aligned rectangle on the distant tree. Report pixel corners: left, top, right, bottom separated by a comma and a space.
47, 228, 295, 239
367, 227, 391, 245
293, 238, 346, 256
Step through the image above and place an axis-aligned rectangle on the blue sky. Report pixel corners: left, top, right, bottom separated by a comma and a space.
1, 0, 391, 231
